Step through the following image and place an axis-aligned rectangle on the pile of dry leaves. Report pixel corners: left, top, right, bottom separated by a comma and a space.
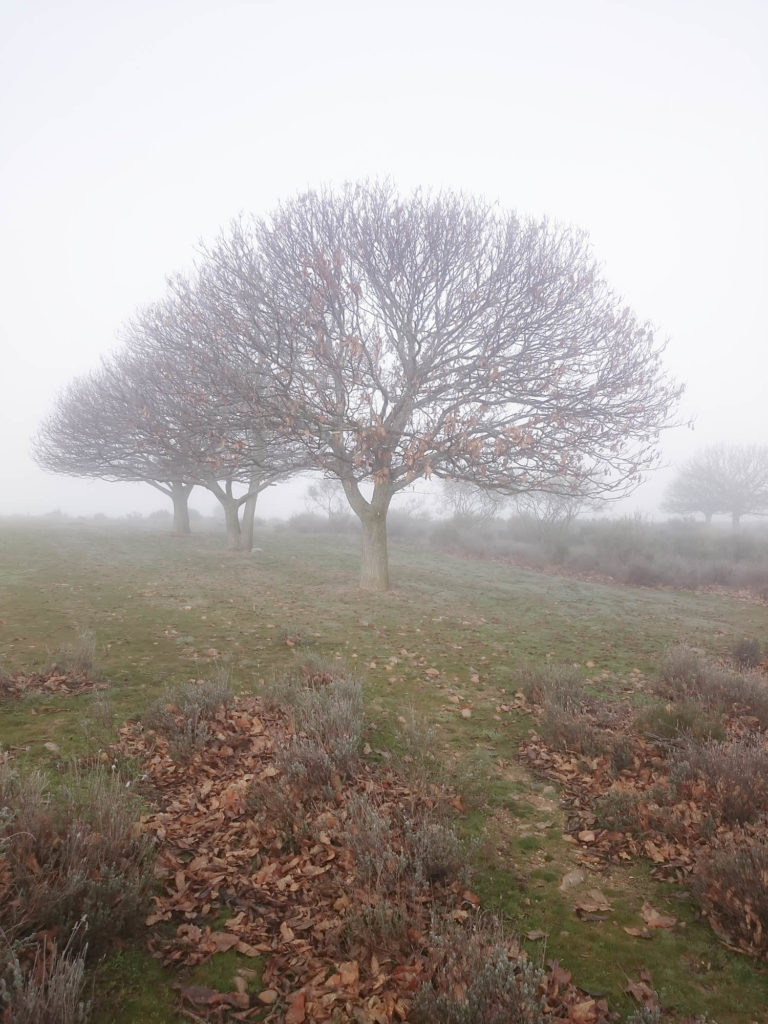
113, 694, 618, 1023
520, 692, 768, 961
0, 668, 106, 699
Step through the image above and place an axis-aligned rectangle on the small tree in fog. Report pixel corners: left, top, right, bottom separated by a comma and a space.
306, 478, 348, 519
440, 480, 504, 522
35, 285, 303, 548
34, 360, 198, 534
663, 444, 768, 527
198, 181, 681, 590
121, 286, 305, 550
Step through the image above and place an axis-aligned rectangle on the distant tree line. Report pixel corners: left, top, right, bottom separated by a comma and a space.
663, 444, 768, 527
34, 181, 681, 589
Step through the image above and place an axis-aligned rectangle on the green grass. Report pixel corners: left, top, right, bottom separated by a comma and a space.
2, 517, 768, 1022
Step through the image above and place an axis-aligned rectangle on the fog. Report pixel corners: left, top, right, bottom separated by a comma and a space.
2, 0, 765, 521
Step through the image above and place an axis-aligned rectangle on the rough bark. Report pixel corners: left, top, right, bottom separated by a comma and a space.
241, 491, 258, 552
170, 482, 193, 535
220, 497, 242, 550
359, 511, 389, 591
340, 479, 393, 591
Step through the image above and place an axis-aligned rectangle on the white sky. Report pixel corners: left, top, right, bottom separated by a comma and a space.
1, 0, 766, 519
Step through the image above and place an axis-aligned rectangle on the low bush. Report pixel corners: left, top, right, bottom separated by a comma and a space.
657, 644, 709, 693
695, 838, 768, 956
635, 701, 725, 742
593, 788, 643, 831
656, 645, 768, 728
683, 736, 768, 823
0, 761, 155, 959
142, 669, 233, 760
290, 676, 364, 778
730, 637, 762, 668
52, 629, 99, 678
410, 917, 546, 1024
341, 898, 420, 958
538, 703, 606, 755
515, 662, 584, 708
343, 792, 469, 895
0, 926, 90, 1024
247, 671, 364, 840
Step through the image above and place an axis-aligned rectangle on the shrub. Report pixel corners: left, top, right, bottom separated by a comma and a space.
341, 898, 420, 958
538, 703, 605, 755
695, 838, 768, 956
514, 662, 584, 708
0, 927, 90, 1024
343, 794, 409, 892
635, 702, 725, 742
410, 917, 546, 1024
53, 629, 99, 678
609, 734, 635, 773
656, 646, 768, 728
343, 793, 469, 895
247, 673, 364, 842
286, 675, 364, 779
683, 736, 768, 823
0, 761, 155, 959
730, 637, 762, 668
593, 789, 643, 831
657, 644, 708, 693
142, 670, 233, 760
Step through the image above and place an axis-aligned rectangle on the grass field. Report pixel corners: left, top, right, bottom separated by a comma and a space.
2, 517, 767, 1022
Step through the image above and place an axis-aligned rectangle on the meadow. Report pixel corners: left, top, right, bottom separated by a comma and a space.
1, 516, 767, 1023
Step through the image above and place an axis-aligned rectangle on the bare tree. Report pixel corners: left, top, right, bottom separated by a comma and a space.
440, 480, 504, 522
305, 477, 348, 519
663, 444, 768, 527
34, 361, 198, 534
35, 285, 303, 548
197, 182, 681, 590
121, 287, 304, 550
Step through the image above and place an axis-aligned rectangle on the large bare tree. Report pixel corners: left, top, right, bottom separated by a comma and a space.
663, 444, 768, 526
200, 182, 681, 590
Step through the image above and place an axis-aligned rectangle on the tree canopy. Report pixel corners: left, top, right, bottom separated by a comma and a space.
198, 182, 681, 589
34, 287, 303, 546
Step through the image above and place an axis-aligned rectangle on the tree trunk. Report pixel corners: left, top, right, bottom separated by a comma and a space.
241, 492, 258, 552
220, 496, 242, 550
704, 511, 713, 525
732, 511, 741, 528
170, 482, 192, 535
359, 511, 389, 591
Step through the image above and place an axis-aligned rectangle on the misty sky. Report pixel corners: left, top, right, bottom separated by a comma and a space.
2, 0, 766, 520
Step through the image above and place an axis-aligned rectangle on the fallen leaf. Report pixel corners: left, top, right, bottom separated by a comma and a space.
570, 998, 599, 1023
625, 977, 655, 1003
339, 960, 359, 986
526, 929, 547, 940
623, 926, 653, 940
285, 989, 306, 1024
641, 901, 676, 929
575, 889, 611, 915
210, 931, 239, 952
